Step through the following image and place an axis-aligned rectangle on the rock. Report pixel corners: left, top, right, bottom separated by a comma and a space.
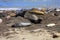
12, 22, 31, 27
9, 13, 16, 17
54, 13, 59, 16
30, 19, 42, 24
49, 31, 60, 38
24, 12, 42, 24
46, 23, 56, 27
19, 22, 31, 26
53, 34, 59, 38
15, 9, 27, 17
0, 19, 3, 24
0, 13, 6, 18
5, 15, 11, 20
52, 32, 60, 38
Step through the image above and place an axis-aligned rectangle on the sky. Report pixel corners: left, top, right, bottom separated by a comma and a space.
0, 0, 60, 8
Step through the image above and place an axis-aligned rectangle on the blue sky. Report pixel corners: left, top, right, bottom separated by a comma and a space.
0, 0, 60, 8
